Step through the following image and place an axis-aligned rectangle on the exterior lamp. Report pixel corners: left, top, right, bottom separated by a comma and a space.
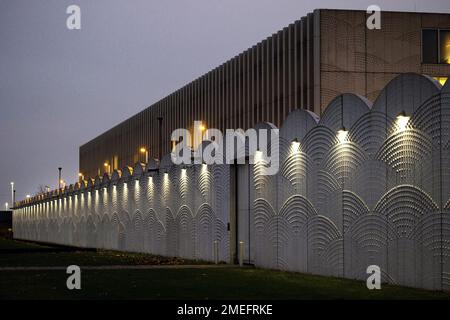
140, 147, 149, 163
199, 124, 206, 131
10, 182, 14, 209
337, 127, 348, 144
291, 138, 300, 153
396, 111, 410, 131
254, 149, 263, 163
5, 202, 8, 211
104, 162, 111, 174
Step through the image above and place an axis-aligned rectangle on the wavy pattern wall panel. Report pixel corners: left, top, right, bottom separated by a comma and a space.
13, 73, 450, 291
251, 74, 448, 290
13, 163, 231, 264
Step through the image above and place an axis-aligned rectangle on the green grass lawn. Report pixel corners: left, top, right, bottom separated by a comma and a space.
0, 238, 201, 267
1, 238, 450, 300
2, 267, 450, 300
0, 237, 51, 250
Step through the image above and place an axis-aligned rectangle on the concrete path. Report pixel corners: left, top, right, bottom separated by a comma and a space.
0, 264, 236, 271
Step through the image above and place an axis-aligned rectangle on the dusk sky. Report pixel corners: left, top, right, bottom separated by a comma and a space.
1, 0, 449, 207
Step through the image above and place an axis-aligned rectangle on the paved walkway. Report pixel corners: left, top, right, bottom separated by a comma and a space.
0, 264, 236, 271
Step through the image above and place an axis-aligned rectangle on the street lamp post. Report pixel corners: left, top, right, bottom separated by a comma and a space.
10, 182, 14, 209
58, 167, 62, 194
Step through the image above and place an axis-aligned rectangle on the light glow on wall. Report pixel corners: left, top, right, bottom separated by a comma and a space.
123, 182, 128, 209
163, 171, 170, 197
134, 179, 140, 204
434, 76, 448, 86
254, 150, 263, 163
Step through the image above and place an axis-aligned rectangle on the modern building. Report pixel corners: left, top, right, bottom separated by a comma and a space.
80, 9, 450, 179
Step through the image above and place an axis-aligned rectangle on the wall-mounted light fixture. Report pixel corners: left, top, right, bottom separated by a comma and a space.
291, 138, 300, 153
396, 111, 410, 132
140, 147, 149, 163
337, 127, 348, 144
104, 162, 111, 174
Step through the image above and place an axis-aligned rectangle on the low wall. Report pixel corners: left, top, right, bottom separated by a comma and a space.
13, 74, 450, 291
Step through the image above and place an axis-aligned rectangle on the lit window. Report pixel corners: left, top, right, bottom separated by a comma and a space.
422, 29, 450, 64
440, 30, 450, 64
434, 77, 448, 86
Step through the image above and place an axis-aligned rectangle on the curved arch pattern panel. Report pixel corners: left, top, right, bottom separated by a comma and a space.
12, 74, 450, 291
251, 74, 449, 291
14, 163, 231, 264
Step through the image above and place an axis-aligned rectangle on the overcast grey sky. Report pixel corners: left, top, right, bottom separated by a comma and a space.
1, 0, 449, 206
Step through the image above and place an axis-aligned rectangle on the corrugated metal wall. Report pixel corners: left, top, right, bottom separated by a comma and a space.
79, 12, 319, 178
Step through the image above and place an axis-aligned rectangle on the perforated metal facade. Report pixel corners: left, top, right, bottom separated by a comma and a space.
79, 10, 450, 178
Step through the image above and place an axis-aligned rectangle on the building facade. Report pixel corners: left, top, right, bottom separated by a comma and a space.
14, 74, 450, 291
79, 9, 450, 180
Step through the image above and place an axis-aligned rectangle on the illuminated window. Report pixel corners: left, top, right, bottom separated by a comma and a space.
434, 77, 448, 86
422, 29, 450, 64
440, 30, 450, 64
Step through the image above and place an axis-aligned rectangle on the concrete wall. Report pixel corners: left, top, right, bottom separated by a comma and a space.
14, 74, 450, 291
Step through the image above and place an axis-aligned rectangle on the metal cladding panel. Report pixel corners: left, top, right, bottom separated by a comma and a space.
16, 74, 450, 291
